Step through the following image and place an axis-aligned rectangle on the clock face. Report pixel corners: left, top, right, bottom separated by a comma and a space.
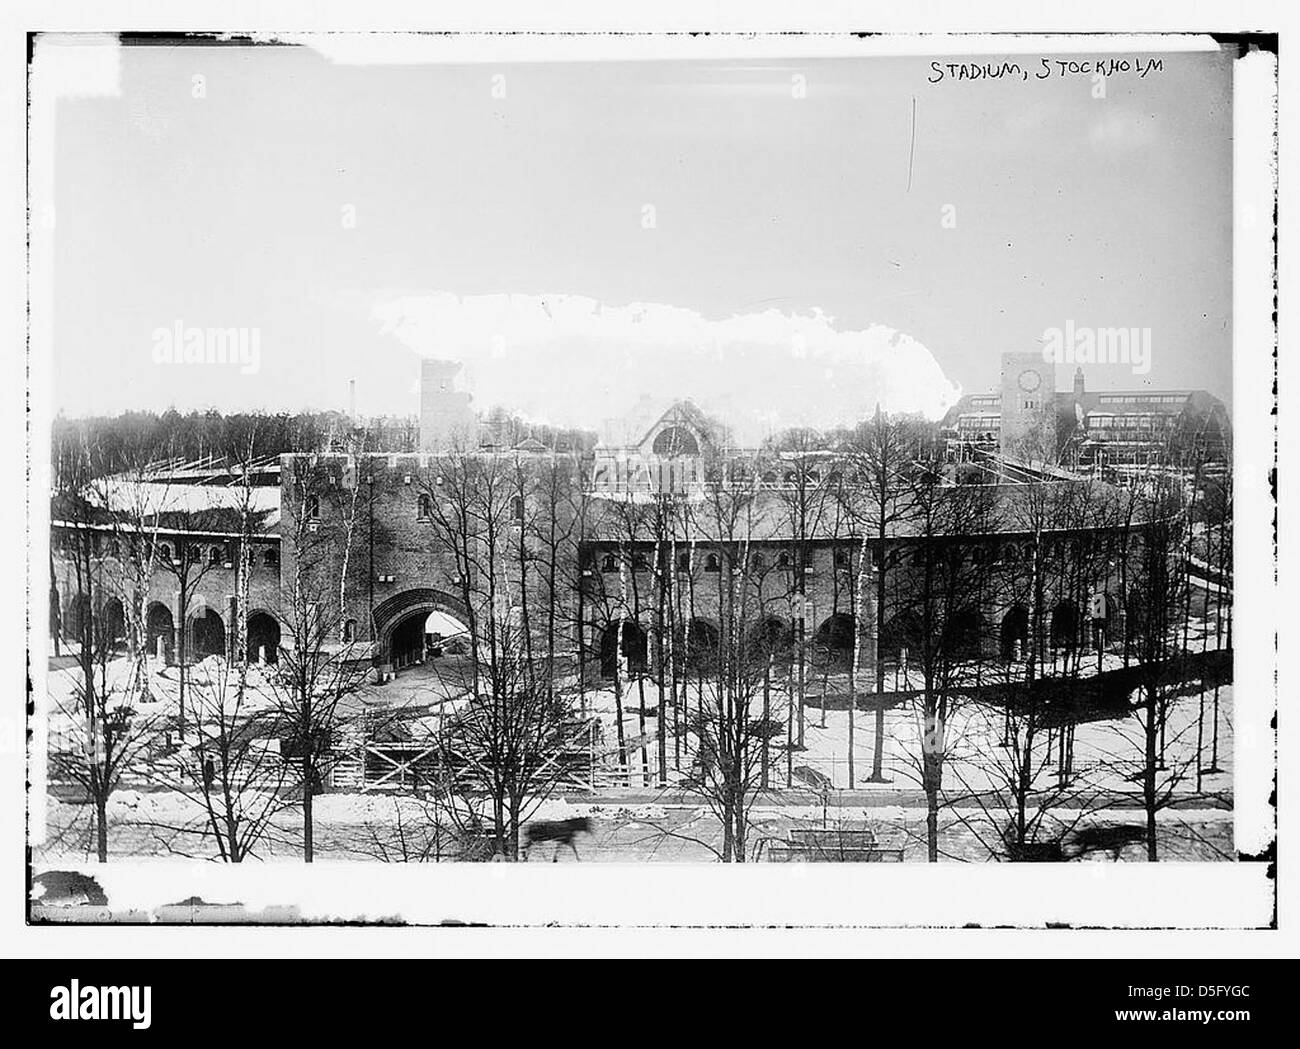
1017, 369, 1042, 393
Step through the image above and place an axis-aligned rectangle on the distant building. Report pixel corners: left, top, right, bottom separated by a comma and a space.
941, 352, 1230, 472
418, 359, 478, 453
53, 356, 1203, 694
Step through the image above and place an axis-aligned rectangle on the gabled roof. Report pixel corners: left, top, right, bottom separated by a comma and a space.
632, 399, 719, 451
598, 398, 727, 452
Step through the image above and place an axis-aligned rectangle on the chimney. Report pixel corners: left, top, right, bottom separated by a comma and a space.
348, 379, 357, 422
1073, 367, 1085, 398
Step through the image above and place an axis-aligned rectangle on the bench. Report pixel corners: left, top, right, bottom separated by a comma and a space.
788, 828, 878, 848
762, 828, 905, 862
765, 843, 905, 862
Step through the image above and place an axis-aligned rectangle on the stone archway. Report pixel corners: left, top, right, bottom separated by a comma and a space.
749, 616, 793, 663
189, 608, 227, 660
246, 610, 281, 665
1000, 605, 1029, 661
99, 597, 127, 654
146, 602, 174, 662
678, 618, 719, 672
1050, 600, 1080, 650
943, 608, 984, 661
372, 587, 472, 668
813, 613, 856, 670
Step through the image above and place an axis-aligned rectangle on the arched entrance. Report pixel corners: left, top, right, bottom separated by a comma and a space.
748, 616, 792, 663
680, 618, 719, 672
387, 608, 472, 671
190, 608, 227, 660
99, 597, 127, 654
943, 608, 984, 661
1050, 601, 1080, 649
813, 613, 856, 670
600, 620, 649, 678
372, 588, 472, 671
390, 613, 426, 670
246, 610, 281, 664
146, 602, 174, 662
1000, 605, 1029, 661
879, 612, 921, 663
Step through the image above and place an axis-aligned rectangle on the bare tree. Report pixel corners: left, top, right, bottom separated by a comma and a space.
840, 408, 925, 785
892, 467, 998, 861
767, 429, 834, 756
47, 663, 160, 863
271, 455, 370, 862
48, 431, 159, 861
149, 480, 224, 741
1112, 448, 1195, 860
671, 466, 788, 861
164, 659, 292, 862
416, 450, 586, 859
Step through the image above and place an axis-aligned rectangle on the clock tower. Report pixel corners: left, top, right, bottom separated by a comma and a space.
998, 351, 1057, 460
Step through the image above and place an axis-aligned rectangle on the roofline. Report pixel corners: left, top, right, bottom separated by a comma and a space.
51, 519, 280, 541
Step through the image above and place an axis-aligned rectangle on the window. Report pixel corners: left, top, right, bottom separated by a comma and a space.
158, 543, 172, 563
778, 551, 792, 569
188, 545, 201, 563
632, 552, 650, 571
511, 495, 525, 521
601, 554, 618, 573
783, 470, 798, 484
264, 548, 279, 568
751, 552, 765, 571
704, 553, 721, 573
343, 619, 357, 643
210, 547, 223, 566
677, 552, 691, 572
651, 426, 700, 457
761, 471, 778, 484
305, 494, 321, 520
417, 493, 432, 520
833, 548, 849, 569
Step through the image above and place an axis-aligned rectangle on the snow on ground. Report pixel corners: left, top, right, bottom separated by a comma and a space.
36, 642, 1236, 864
42, 646, 1234, 802
37, 789, 1233, 865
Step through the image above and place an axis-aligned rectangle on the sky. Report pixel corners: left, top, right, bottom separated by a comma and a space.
42, 37, 1234, 436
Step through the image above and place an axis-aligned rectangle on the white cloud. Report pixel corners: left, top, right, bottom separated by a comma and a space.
372, 293, 959, 446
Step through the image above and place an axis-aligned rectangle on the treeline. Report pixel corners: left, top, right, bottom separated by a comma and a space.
51, 409, 350, 473
51, 406, 598, 477
480, 405, 598, 454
